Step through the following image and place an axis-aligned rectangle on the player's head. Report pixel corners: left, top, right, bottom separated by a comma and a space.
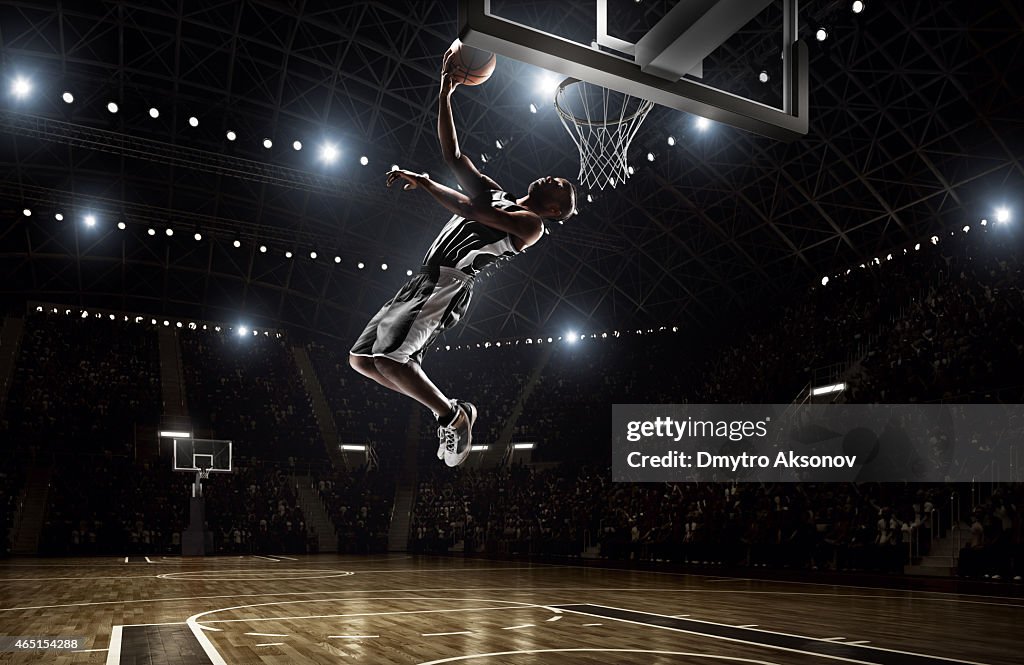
528, 176, 577, 221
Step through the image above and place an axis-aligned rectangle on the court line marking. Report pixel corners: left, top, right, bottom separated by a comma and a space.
501, 624, 534, 630
546, 615, 562, 622
144, 557, 153, 563
104, 625, 122, 665
184, 611, 227, 665
75, 648, 109, 652
252, 555, 279, 562
423, 631, 473, 636
823, 637, 848, 641
7, 584, 1024, 613
416, 648, 782, 665
582, 623, 603, 626
563, 603, 991, 665
123, 557, 128, 563
202, 604, 543, 624
274, 555, 298, 561
255, 642, 284, 647
738, 624, 758, 628
245, 632, 289, 637
848, 641, 872, 645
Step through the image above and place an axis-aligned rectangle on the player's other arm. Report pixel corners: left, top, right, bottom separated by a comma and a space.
387, 170, 542, 246
437, 52, 500, 199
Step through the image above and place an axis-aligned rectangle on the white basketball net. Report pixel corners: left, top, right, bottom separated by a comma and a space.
555, 78, 655, 191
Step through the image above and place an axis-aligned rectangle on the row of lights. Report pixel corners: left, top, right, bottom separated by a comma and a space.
819, 208, 1013, 287
10, 79, 368, 166
34, 306, 282, 340
19, 207, 412, 275
434, 326, 680, 353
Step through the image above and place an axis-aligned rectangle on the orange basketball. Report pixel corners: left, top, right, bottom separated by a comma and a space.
447, 39, 497, 86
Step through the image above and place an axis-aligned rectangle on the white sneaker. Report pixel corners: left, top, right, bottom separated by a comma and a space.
442, 401, 477, 467
436, 400, 457, 460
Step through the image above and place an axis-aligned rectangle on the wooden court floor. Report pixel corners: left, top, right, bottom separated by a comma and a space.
0, 554, 1018, 664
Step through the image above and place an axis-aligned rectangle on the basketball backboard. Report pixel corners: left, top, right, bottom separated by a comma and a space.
172, 438, 232, 474
457, 0, 808, 141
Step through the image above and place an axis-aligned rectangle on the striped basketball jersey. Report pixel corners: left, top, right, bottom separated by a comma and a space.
423, 190, 535, 276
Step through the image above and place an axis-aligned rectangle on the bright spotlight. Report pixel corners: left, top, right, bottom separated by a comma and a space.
996, 207, 1011, 223
233, 239, 241, 248
320, 143, 339, 162
22, 208, 31, 217
821, 276, 829, 286
852, 1, 865, 13
194, 232, 202, 241
586, 194, 593, 203
226, 130, 237, 141
646, 152, 655, 162
529, 103, 538, 113
55, 213, 64, 221
695, 117, 710, 130
188, 116, 199, 127
147, 228, 156, 236
962, 225, 970, 233
566, 331, 578, 343
406, 269, 413, 276
263, 138, 273, 149
238, 326, 248, 337
107, 102, 119, 113
334, 256, 341, 264
285, 250, 293, 258
62, 91, 74, 104
357, 262, 365, 269
259, 245, 267, 253
149, 107, 159, 118
292, 140, 302, 151
667, 136, 676, 146
535, 73, 560, 98
359, 155, 369, 166
310, 251, 317, 259
12, 77, 31, 98
381, 263, 388, 271
815, 28, 828, 41
166, 228, 174, 236
117, 221, 126, 230
84, 214, 96, 227
914, 243, 921, 250
759, 70, 769, 83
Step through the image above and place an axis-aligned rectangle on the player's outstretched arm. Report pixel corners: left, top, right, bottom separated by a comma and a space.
437, 55, 500, 199
387, 168, 542, 247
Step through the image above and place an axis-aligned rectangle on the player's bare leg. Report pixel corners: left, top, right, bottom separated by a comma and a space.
348, 353, 402, 393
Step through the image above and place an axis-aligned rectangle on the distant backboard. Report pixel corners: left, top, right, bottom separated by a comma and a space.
458, 0, 808, 141
172, 438, 232, 474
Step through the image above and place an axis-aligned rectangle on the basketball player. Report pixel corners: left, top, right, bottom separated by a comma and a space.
349, 52, 576, 468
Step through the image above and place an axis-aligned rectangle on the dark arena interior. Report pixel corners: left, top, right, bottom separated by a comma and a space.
0, 1, 1022, 664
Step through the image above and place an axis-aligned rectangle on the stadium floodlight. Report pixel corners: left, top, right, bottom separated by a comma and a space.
293, 140, 302, 151
340, 444, 366, 452
815, 28, 828, 41
194, 232, 202, 241
147, 228, 156, 236
812, 382, 846, 396
821, 276, 829, 286
62, 91, 74, 103
852, 1, 865, 13
238, 326, 248, 336
259, 245, 267, 253
285, 250, 293, 258
22, 208, 31, 217
149, 107, 159, 118
529, 103, 537, 114
357, 262, 365, 269
981, 219, 988, 226
226, 130, 237, 141
310, 251, 317, 259
320, 143, 339, 163
695, 117, 710, 131
759, 70, 770, 83
566, 331, 578, 343
962, 225, 970, 233
381, 263, 388, 271
334, 256, 341, 264
233, 239, 241, 248
107, 102, 119, 113
117, 221, 126, 230
84, 214, 96, 227
667, 136, 676, 146
55, 213, 64, 221
166, 228, 174, 236
188, 116, 199, 127
263, 138, 273, 149
12, 77, 31, 98
513, 443, 535, 450
914, 243, 921, 250
996, 207, 1011, 223
406, 269, 413, 276
359, 155, 369, 166
646, 152, 655, 162
535, 73, 560, 98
